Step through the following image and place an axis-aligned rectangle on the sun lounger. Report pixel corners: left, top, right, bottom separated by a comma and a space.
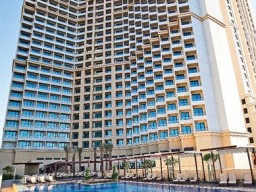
143, 173, 152, 181
132, 174, 138, 179
104, 172, 113, 179
156, 176, 163, 181
46, 175, 56, 182
173, 173, 182, 183
126, 173, 133, 179
38, 176, 46, 183
29, 176, 37, 184
243, 173, 253, 185
180, 173, 188, 183
121, 173, 131, 179
97, 172, 103, 178
190, 174, 198, 183
23, 175, 30, 184
219, 173, 227, 185
148, 174, 157, 181
228, 173, 237, 185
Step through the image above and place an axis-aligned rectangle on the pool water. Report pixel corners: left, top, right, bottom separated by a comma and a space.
29, 182, 244, 192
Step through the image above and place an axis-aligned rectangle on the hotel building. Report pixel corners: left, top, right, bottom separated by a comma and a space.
1, 0, 256, 168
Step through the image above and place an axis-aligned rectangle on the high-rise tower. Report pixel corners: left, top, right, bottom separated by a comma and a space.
1, 0, 82, 149
2, 0, 255, 168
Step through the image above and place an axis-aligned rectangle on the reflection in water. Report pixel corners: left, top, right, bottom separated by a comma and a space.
29, 183, 240, 192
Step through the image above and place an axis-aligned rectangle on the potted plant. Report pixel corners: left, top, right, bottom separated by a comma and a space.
84, 168, 91, 183
2, 166, 14, 180
112, 165, 119, 182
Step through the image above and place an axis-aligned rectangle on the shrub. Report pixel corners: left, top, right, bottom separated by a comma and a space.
112, 165, 119, 182
2, 174, 13, 180
85, 168, 91, 181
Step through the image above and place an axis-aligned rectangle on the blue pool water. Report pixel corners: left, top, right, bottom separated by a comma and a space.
28, 182, 244, 192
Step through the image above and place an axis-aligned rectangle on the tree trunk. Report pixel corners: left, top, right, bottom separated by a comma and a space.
105, 156, 108, 170
167, 165, 169, 180
79, 156, 81, 171
94, 149, 97, 172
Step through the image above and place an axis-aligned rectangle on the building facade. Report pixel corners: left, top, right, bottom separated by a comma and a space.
1, 0, 256, 168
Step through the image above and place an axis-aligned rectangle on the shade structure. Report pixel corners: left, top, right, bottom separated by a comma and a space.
200, 146, 256, 185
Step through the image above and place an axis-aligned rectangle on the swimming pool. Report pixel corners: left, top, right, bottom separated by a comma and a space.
24, 182, 248, 192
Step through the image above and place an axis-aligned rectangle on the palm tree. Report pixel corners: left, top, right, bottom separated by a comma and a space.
64, 145, 71, 172
93, 147, 97, 172
108, 143, 113, 170
165, 157, 178, 180
100, 144, 105, 176
64, 145, 71, 161
72, 146, 78, 173
77, 147, 83, 171
124, 161, 131, 174
203, 153, 219, 181
142, 159, 154, 175
104, 144, 109, 170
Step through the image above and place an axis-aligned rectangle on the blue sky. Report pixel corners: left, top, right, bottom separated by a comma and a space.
0, 0, 23, 140
0, 1, 256, 140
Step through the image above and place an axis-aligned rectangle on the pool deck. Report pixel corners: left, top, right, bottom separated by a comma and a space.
1, 187, 14, 192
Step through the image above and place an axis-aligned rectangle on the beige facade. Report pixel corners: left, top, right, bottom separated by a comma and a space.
220, 0, 256, 147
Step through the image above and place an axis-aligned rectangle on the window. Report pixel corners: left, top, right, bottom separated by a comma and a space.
169, 116, 178, 123
249, 137, 254, 143
180, 112, 190, 120
182, 126, 191, 134
243, 108, 248, 114
195, 122, 206, 131
170, 129, 179, 137
245, 118, 250, 123
194, 108, 204, 116
167, 103, 176, 110
247, 127, 252, 133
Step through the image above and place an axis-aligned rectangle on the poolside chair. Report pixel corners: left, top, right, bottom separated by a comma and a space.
30, 176, 37, 184
143, 173, 152, 181
179, 173, 188, 183
97, 172, 103, 178
173, 173, 182, 183
148, 174, 157, 180
126, 173, 133, 179
23, 175, 29, 184
104, 172, 113, 179
243, 173, 253, 185
228, 173, 237, 185
219, 173, 228, 185
190, 174, 198, 183
121, 173, 127, 180
39, 176, 46, 183
132, 174, 138, 180
156, 176, 163, 181
121, 173, 130, 179
46, 175, 56, 182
